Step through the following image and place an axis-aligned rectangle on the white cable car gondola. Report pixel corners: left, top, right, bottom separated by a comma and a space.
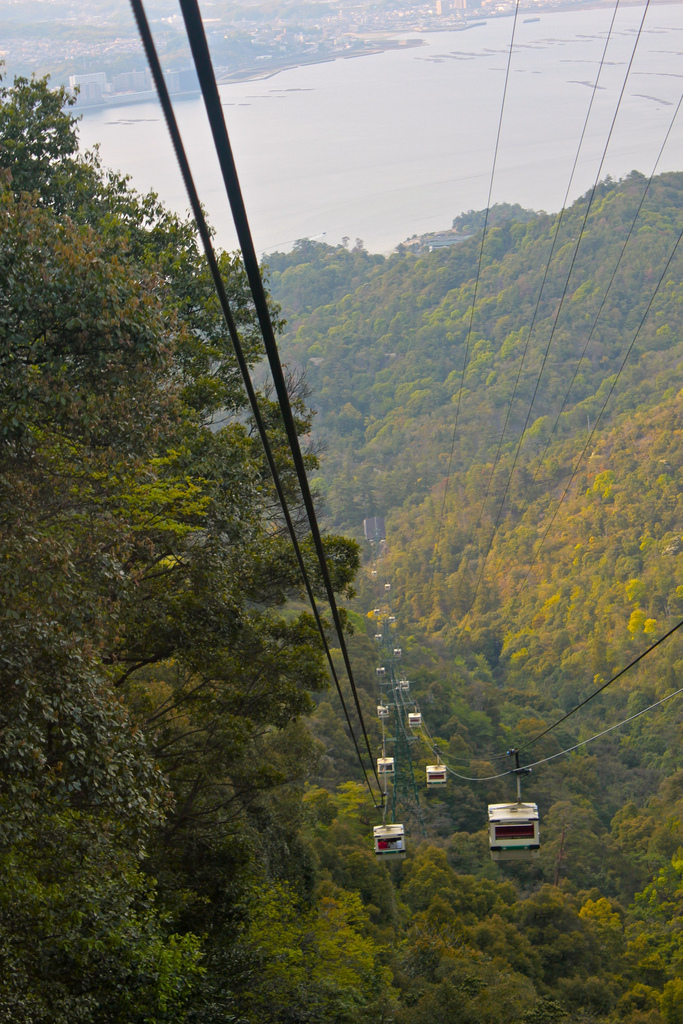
374, 633, 383, 640
426, 764, 447, 786
408, 711, 422, 728
371, 569, 378, 578
393, 647, 402, 658
373, 823, 406, 860
398, 679, 410, 692
374, 608, 380, 616
377, 704, 389, 719
377, 756, 395, 775
384, 583, 391, 592
488, 802, 540, 861
376, 666, 385, 676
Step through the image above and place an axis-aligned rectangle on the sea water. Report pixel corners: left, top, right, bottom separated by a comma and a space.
76, 2, 683, 254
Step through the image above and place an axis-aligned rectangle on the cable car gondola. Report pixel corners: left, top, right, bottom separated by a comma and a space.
398, 679, 410, 692
377, 756, 395, 775
373, 823, 406, 860
393, 648, 402, 658
376, 666, 385, 676
426, 764, 447, 786
377, 704, 389, 719
384, 583, 391, 592
488, 802, 540, 861
374, 633, 383, 640
408, 711, 422, 728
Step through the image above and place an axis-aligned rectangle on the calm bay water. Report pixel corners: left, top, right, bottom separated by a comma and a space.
77, 2, 683, 254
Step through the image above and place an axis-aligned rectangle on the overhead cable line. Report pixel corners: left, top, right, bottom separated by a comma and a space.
524, 683, 683, 771
176, 0, 379, 782
417, 720, 519, 780
516, 616, 683, 754
466, 0, 652, 615
472, 0, 622, 533
527, 89, 683, 494
129, 0, 381, 804
419, 707, 510, 765
418, 681, 683, 782
515, 214, 683, 597
392, 677, 427, 836
431, 0, 521, 571
415, 614, 683, 772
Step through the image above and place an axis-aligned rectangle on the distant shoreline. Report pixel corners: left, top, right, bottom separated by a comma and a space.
215, 38, 425, 85
76, 38, 425, 112
77, 0, 681, 115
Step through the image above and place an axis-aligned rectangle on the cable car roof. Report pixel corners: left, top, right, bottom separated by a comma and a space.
373, 823, 404, 836
488, 802, 538, 821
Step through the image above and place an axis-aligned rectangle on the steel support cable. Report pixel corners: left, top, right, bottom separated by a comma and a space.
527, 90, 683, 496
419, 682, 683, 782
489, 224, 683, 763
393, 628, 683, 787
514, 218, 683, 599
418, 709, 509, 765
466, 0, 652, 615
516, 618, 683, 757
380, 700, 388, 823
463, 215, 683, 764
416, 713, 509, 778
392, 676, 427, 835
431, 0, 521, 572
418, 725, 511, 781
176, 0, 378, 781
129, 0, 381, 804
393, 621, 683, 780
472, 0, 622, 534
523, 683, 683, 771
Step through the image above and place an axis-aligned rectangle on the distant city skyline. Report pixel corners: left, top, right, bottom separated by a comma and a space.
2, 0, 599, 89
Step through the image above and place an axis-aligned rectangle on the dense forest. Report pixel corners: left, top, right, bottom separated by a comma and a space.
3, 71, 683, 1024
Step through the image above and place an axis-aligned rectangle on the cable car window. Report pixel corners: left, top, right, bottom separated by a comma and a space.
377, 837, 400, 850
374, 824, 406, 859
495, 823, 535, 840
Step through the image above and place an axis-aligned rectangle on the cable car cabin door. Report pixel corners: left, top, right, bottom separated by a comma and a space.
488, 802, 540, 862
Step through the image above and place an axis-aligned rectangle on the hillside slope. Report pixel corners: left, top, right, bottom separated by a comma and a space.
269, 173, 683, 853
270, 172, 683, 531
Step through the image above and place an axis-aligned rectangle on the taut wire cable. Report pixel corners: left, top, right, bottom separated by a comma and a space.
130, 0, 381, 803
418, 684, 683, 782
431, 0, 521, 572
516, 616, 683, 754
177, 0, 378, 779
515, 216, 683, 598
527, 90, 683, 494
466, 0, 653, 615
472, 0, 622, 533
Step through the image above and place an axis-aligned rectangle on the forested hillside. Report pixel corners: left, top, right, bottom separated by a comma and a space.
268, 172, 683, 1019
3, 71, 683, 1024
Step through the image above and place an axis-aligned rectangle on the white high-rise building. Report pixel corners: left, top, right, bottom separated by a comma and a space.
68, 72, 108, 91
68, 73, 109, 107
